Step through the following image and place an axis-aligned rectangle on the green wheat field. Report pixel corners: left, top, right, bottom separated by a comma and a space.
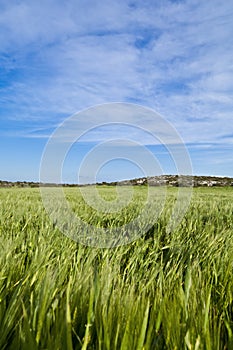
0, 186, 232, 349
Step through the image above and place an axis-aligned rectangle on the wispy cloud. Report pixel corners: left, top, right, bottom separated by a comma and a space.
0, 0, 232, 175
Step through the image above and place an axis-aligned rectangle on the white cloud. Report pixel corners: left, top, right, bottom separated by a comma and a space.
0, 0, 232, 148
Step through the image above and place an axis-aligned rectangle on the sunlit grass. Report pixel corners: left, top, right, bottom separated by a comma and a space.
0, 186, 232, 349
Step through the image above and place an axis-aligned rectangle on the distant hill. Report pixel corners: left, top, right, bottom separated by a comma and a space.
1, 175, 233, 188
107, 175, 233, 187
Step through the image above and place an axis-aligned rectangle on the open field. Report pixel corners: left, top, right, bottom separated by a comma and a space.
0, 186, 232, 349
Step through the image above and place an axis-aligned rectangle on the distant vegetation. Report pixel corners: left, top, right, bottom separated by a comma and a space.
0, 186, 232, 349
1, 175, 233, 188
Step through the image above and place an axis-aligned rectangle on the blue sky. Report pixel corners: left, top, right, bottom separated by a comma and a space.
0, 0, 233, 183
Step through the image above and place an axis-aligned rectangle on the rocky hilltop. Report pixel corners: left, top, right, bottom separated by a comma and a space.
102, 175, 233, 187
1, 175, 233, 188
